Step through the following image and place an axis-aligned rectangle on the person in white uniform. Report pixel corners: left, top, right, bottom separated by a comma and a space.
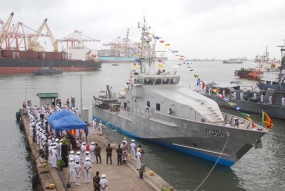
99, 174, 108, 191
75, 161, 81, 186
282, 96, 285, 106
81, 142, 86, 163
269, 95, 272, 105
260, 94, 264, 103
136, 148, 142, 170
51, 147, 58, 167
84, 157, 92, 183
92, 119, 97, 135
98, 121, 103, 136
69, 151, 75, 161
74, 151, 81, 163
130, 140, 136, 160
89, 142, 95, 163
68, 158, 76, 183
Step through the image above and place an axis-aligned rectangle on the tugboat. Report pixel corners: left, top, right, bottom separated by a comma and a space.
92, 17, 268, 166
33, 66, 63, 75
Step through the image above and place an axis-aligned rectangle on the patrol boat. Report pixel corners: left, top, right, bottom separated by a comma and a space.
92, 18, 268, 166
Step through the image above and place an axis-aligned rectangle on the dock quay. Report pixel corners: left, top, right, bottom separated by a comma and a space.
20, 113, 174, 191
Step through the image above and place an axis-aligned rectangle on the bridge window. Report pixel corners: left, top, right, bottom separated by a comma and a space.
170, 78, 177, 84
155, 78, 162, 85
144, 78, 154, 85
162, 78, 170, 84
156, 103, 160, 111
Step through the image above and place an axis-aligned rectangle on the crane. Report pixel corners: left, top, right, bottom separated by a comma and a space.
0, 12, 14, 56
57, 30, 100, 48
28, 18, 58, 52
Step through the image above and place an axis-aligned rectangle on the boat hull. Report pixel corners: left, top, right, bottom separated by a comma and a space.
0, 58, 101, 74
99, 56, 137, 63
92, 107, 265, 166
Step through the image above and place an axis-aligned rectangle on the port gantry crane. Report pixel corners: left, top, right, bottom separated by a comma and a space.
0, 12, 14, 56
28, 18, 58, 52
56, 30, 100, 49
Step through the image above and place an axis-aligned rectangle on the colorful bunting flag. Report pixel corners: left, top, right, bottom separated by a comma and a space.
158, 63, 164, 69
201, 81, 206, 90
158, 59, 165, 64
194, 74, 199, 78
241, 112, 252, 121
160, 40, 165, 43
196, 78, 200, 86
164, 43, 170, 47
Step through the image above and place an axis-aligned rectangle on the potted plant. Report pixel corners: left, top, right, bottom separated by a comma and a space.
139, 164, 146, 179
57, 159, 65, 171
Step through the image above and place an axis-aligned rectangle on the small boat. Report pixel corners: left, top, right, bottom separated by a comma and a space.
33, 67, 63, 75
112, 64, 119, 66
223, 59, 243, 64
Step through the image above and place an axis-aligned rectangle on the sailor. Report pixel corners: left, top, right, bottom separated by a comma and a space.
121, 141, 128, 163
74, 151, 81, 163
208, 87, 211, 95
55, 138, 60, 158
76, 108, 80, 117
94, 143, 102, 163
98, 121, 103, 136
48, 143, 53, 164
69, 158, 76, 183
233, 91, 236, 99
84, 157, 92, 183
240, 92, 244, 101
122, 137, 128, 146
66, 98, 70, 107
282, 96, 285, 106
75, 161, 81, 186
85, 151, 90, 162
81, 142, 86, 163
168, 108, 173, 115
69, 150, 75, 161
234, 118, 239, 128
145, 106, 150, 117
253, 93, 257, 100
92, 119, 97, 135
106, 143, 112, 164
260, 94, 264, 103
128, 82, 132, 94
51, 147, 58, 167
90, 142, 95, 163
269, 95, 272, 105
222, 90, 225, 96
130, 140, 136, 160
136, 148, 142, 170
99, 174, 108, 191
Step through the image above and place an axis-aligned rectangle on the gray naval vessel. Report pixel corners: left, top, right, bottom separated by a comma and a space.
92, 18, 268, 167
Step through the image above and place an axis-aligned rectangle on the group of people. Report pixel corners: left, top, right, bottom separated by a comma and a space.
92, 119, 104, 136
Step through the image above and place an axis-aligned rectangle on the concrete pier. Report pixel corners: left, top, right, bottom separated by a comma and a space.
21, 114, 174, 191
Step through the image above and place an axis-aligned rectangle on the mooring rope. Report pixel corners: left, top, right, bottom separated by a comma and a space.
194, 132, 231, 191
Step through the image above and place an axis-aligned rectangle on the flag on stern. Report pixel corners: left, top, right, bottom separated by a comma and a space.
262, 112, 274, 129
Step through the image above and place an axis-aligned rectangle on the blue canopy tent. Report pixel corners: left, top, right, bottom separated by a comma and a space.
47, 110, 88, 142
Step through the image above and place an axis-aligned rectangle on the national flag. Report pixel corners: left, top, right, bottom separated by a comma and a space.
194, 74, 199, 78
196, 78, 200, 86
262, 112, 274, 128
241, 112, 252, 121
189, 69, 193, 71
69, 129, 76, 135
158, 63, 164, 69
155, 36, 161, 39
133, 63, 138, 69
164, 43, 170, 47
160, 40, 165, 43
201, 81, 206, 90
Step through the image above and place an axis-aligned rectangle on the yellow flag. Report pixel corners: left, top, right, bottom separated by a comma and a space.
158, 63, 164, 69
133, 65, 138, 69
164, 43, 170, 47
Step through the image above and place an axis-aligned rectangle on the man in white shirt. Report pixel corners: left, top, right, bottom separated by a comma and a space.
136, 148, 142, 170
84, 157, 92, 183
99, 174, 108, 191
69, 158, 76, 183
81, 142, 86, 163
130, 140, 136, 160
92, 119, 97, 135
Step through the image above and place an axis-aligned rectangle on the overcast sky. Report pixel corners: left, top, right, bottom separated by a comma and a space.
1, 0, 285, 60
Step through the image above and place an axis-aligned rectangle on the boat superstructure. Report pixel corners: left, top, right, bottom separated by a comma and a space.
92, 17, 268, 166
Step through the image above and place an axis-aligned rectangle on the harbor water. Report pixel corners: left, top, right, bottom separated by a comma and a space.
1, 61, 285, 191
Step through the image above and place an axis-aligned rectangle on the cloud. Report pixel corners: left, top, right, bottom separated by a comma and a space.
1, 0, 285, 59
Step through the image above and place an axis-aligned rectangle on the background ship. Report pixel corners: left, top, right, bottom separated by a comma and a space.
0, 13, 101, 74
97, 28, 139, 63
223, 58, 243, 64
